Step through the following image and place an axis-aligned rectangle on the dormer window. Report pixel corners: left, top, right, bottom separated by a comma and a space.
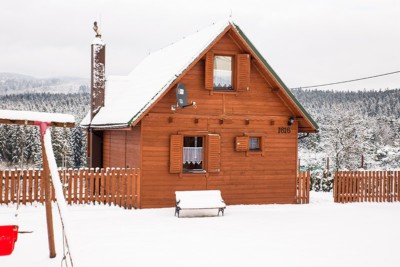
213, 56, 233, 90
205, 52, 250, 92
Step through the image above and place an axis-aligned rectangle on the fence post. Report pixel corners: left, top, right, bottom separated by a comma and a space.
307, 171, 310, 204
333, 172, 337, 203
136, 168, 141, 209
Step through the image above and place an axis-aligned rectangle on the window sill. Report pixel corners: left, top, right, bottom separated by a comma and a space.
182, 170, 206, 174
180, 170, 208, 179
210, 90, 238, 96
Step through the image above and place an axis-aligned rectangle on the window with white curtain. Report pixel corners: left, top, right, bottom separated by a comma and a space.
183, 136, 203, 171
213, 56, 233, 90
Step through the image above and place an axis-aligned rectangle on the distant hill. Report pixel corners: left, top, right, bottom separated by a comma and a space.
0, 72, 89, 95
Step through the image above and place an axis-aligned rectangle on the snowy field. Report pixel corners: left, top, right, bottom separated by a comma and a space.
1, 192, 400, 267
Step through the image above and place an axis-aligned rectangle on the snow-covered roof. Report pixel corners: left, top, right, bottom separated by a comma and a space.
81, 19, 232, 128
81, 19, 318, 132
0, 109, 75, 124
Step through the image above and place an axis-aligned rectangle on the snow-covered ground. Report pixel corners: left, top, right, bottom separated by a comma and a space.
1, 192, 400, 267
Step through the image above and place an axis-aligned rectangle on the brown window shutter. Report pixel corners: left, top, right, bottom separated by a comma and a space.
170, 135, 183, 173
207, 134, 221, 173
236, 54, 250, 91
205, 52, 214, 90
235, 136, 249, 151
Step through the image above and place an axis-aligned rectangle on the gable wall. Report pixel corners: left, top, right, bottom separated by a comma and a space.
137, 31, 299, 208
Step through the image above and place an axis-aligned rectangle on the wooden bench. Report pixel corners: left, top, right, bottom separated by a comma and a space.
175, 190, 226, 217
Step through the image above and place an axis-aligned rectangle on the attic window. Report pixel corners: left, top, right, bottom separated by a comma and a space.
213, 56, 233, 90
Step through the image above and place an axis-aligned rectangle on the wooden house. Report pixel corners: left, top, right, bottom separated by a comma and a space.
81, 20, 318, 208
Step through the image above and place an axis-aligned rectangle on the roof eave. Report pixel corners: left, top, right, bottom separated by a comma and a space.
81, 123, 130, 130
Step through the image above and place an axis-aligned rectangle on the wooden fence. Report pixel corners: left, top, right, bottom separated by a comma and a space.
296, 171, 310, 204
334, 171, 400, 203
0, 168, 141, 209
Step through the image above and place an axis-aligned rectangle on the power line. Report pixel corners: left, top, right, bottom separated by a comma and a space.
292, 70, 400, 89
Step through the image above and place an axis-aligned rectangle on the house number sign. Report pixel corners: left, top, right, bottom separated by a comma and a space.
278, 127, 291, 134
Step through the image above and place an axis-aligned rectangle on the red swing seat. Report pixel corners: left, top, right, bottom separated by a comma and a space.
0, 225, 19, 256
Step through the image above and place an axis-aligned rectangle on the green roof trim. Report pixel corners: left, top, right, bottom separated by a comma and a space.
233, 23, 319, 131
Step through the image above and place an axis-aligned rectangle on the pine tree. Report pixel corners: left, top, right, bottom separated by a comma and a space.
71, 127, 84, 168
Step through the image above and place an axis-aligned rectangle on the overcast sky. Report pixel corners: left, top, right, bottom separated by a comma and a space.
1, 0, 399, 90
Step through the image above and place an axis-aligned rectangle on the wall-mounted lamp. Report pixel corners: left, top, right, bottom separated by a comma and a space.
288, 116, 295, 126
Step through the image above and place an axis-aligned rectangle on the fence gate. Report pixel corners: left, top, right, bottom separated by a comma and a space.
296, 171, 310, 204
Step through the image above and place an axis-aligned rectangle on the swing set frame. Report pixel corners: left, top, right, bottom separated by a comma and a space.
0, 111, 74, 259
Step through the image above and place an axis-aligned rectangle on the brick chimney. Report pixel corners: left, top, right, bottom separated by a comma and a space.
88, 21, 105, 168
91, 21, 105, 120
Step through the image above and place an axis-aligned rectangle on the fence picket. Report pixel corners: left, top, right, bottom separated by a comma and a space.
360, 172, 364, 202
72, 169, 77, 204
116, 169, 121, 207
351, 172, 355, 202
337, 172, 341, 203
21, 170, 26, 205
99, 169, 105, 204
380, 171, 383, 202
383, 171, 387, 202
353, 171, 357, 202
79, 169, 84, 204
133, 169, 137, 208
126, 169, 132, 209
89, 169, 94, 203
28, 170, 33, 203
306, 171, 310, 204
94, 170, 99, 204
394, 171, 400, 201
110, 171, 115, 205
10, 170, 16, 203
372, 171, 375, 201
372, 171, 376, 202
84, 169, 89, 204
335, 172, 340, 203
366, 171, 371, 202
105, 168, 110, 205
122, 169, 127, 208
5, 170, 10, 204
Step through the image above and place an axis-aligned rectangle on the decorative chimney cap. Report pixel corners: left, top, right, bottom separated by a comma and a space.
93, 21, 102, 38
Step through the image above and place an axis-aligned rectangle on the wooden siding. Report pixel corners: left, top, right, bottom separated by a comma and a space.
103, 124, 141, 168
102, 30, 300, 208
140, 115, 298, 208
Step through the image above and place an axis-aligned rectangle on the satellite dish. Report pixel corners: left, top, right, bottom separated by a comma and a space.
171, 83, 196, 110
176, 83, 188, 108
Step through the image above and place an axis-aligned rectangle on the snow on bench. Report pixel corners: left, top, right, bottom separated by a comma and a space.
175, 190, 226, 217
